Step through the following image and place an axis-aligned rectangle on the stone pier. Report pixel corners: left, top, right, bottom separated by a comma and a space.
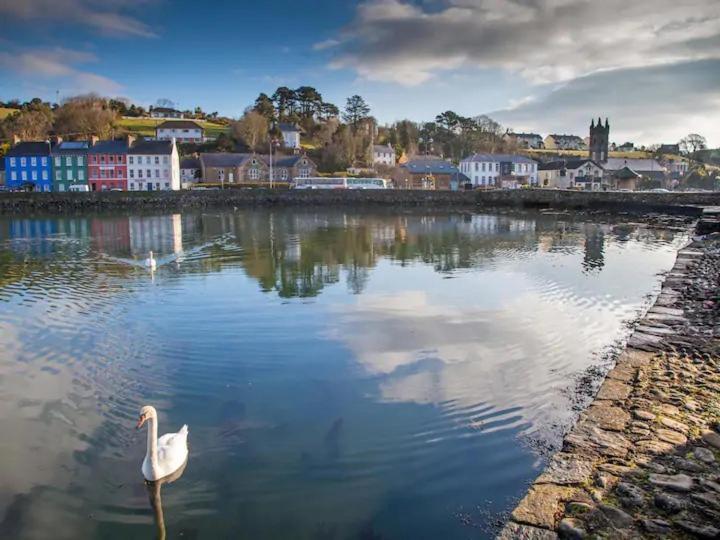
499, 214, 720, 539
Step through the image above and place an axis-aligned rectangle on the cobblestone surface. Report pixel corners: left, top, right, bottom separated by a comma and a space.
499, 225, 720, 539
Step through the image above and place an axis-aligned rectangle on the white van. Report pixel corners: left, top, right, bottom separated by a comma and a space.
68, 184, 91, 192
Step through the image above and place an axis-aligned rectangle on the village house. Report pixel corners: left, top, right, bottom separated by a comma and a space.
658, 143, 680, 154
267, 155, 317, 182
156, 120, 205, 143
612, 167, 641, 191
544, 134, 586, 151
199, 153, 268, 185
88, 138, 132, 192
51, 139, 91, 192
180, 157, 201, 187
278, 123, 302, 150
459, 153, 538, 188
150, 107, 184, 119
603, 157, 667, 187
538, 159, 604, 190
503, 132, 544, 149
372, 144, 396, 166
392, 157, 467, 190
4, 140, 53, 192
127, 139, 180, 191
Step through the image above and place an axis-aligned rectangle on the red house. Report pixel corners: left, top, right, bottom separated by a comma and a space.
87, 138, 133, 191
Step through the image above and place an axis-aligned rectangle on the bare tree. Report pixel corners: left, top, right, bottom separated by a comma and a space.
231, 110, 269, 152
54, 95, 118, 138
679, 133, 707, 156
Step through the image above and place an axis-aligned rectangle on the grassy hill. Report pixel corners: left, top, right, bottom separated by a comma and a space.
0, 107, 18, 120
117, 117, 230, 138
526, 148, 659, 159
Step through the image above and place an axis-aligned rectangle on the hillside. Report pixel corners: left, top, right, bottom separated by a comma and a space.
0, 108, 18, 120
117, 117, 230, 138
526, 148, 661, 160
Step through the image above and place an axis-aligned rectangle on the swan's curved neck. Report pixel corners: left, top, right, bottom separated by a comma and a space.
146, 413, 159, 472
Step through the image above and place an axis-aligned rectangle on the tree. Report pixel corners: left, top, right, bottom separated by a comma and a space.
271, 87, 297, 120
320, 102, 340, 121
343, 95, 370, 130
295, 86, 323, 118
679, 133, 707, 156
232, 110, 269, 152
54, 95, 118, 139
156, 98, 175, 109
0, 107, 54, 140
253, 93, 275, 121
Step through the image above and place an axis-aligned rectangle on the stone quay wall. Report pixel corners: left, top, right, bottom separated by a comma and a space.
499, 211, 720, 539
0, 189, 717, 215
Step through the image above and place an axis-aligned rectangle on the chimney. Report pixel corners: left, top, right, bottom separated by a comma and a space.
90, 135, 99, 146
126, 134, 136, 148
12, 134, 21, 145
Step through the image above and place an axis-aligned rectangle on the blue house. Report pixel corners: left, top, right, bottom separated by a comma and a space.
5, 141, 53, 191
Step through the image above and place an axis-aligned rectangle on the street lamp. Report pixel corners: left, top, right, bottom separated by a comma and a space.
269, 137, 280, 189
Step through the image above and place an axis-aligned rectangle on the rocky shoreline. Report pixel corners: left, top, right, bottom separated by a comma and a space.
499, 210, 720, 539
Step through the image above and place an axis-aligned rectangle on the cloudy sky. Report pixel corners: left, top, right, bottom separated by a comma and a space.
1, 0, 718, 145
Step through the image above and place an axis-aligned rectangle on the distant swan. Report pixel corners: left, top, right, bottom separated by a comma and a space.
137, 405, 189, 481
145, 251, 157, 270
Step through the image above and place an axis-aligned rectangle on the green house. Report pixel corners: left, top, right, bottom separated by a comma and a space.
51, 141, 90, 192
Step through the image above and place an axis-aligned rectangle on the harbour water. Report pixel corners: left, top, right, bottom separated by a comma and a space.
0, 209, 686, 539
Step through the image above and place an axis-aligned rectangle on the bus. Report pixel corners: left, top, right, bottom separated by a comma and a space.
292, 177, 388, 190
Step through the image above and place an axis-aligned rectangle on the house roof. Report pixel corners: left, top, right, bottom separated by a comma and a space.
260, 154, 315, 168
200, 153, 255, 167
547, 134, 584, 141
604, 158, 666, 173
88, 140, 130, 154
461, 153, 536, 164
373, 144, 395, 153
152, 107, 181, 114
278, 122, 301, 133
51, 141, 91, 155
129, 140, 174, 155
538, 160, 566, 171
180, 157, 200, 169
613, 166, 641, 180
6, 141, 51, 157
156, 120, 204, 130
403, 158, 459, 175
509, 132, 542, 139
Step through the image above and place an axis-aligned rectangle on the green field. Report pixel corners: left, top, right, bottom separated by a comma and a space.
117, 117, 230, 138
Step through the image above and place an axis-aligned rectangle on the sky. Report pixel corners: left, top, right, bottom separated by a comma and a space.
0, 0, 718, 146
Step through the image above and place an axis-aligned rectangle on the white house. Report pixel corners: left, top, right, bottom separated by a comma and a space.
156, 120, 204, 143
278, 123, 301, 150
127, 139, 180, 191
544, 134, 586, 150
373, 144, 396, 166
459, 153, 538, 188
504, 132, 544, 149
538, 159, 605, 190
150, 107, 184, 119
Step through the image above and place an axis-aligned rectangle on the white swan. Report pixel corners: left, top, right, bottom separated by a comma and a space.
136, 405, 189, 481
144, 251, 157, 270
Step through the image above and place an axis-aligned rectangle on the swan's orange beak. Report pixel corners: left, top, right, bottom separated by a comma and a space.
136, 415, 147, 430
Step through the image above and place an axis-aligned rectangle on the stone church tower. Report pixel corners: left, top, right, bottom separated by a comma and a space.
589, 117, 609, 163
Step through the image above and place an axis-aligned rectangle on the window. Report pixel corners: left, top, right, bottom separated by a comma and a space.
147, 169, 152, 178
59, 184, 65, 192
130, 183, 135, 190
31, 171, 37, 180
249, 168, 259, 180
31, 157, 37, 166
163, 169, 168, 178
9, 158, 15, 167
56, 171, 62, 181
146, 156, 151, 164
78, 170, 84, 180
165, 182, 170, 188
155, 156, 160, 164
66, 170, 73, 180
20, 158, 27, 166
163, 156, 168, 164
482, 163, 486, 172
66, 157, 71, 166
10, 171, 17, 181
119, 170, 124, 177
44, 185, 50, 192
42, 170, 48, 180
138, 170, 143, 178
299, 168, 309, 178
78, 156, 84, 166
100, 169, 106, 178
474, 162, 478, 171
281, 169, 288, 180
41, 157, 47, 166
155, 169, 160, 178
55, 157, 61, 166
109, 156, 114, 163
129, 156, 134, 164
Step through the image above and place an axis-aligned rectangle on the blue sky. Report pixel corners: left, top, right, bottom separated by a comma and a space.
1, 0, 718, 146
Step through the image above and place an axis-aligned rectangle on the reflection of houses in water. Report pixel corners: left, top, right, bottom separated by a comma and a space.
8, 218, 90, 256
90, 217, 131, 257
582, 223, 608, 272
129, 214, 183, 256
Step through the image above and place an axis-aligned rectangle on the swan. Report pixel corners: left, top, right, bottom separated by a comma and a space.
136, 405, 189, 481
144, 251, 157, 270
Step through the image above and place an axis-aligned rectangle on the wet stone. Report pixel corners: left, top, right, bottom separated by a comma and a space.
676, 520, 720, 539
584, 405, 630, 432
498, 522, 559, 540
564, 423, 631, 459
692, 492, 720, 510
557, 518, 586, 540
616, 482, 646, 509
595, 379, 633, 402
598, 504, 634, 529
702, 430, 720, 450
536, 453, 594, 486
511, 484, 576, 529
672, 457, 705, 473
641, 518, 672, 535
653, 492, 687, 513
648, 473, 693, 492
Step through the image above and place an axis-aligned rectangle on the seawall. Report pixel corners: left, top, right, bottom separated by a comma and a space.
499, 210, 720, 539
0, 189, 717, 215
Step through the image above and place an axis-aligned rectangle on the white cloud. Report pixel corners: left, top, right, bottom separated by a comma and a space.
0, 0, 156, 37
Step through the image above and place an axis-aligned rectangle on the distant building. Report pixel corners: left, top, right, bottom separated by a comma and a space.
267, 154, 316, 182
603, 157, 666, 185
658, 143, 680, 154
199, 153, 268, 184
156, 120, 205, 143
504, 132, 544, 149
615, 142, 634, 152
544, 134, 586, 151
538, 159, 605, 190
612, 167, 640, 191
88, 138, 132, 192
278, 123, 302, 150
128, 139, 180, 191
5, 141, 53, 191
372, 144, 396, 166
150, 107, 184, 119
180, 157, 201, 186
588, 118, 610, 162
459, 153, 538, 188
51, 140, 90, 192
393, 157, 467, 190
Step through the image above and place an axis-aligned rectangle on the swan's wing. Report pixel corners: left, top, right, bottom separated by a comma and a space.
158, 425, 189, 450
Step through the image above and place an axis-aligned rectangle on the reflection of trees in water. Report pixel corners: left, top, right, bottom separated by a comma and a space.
0, 211, 677, 299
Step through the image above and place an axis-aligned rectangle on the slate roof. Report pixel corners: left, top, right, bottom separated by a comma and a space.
200, 153, 255, 167
547, 134, 584, 142
156, 120, 204, 130
152, 107, 181, 114
51, 141, 90, 155
263, 155, 315, 168
613, 166, 641, 180
278, 122, 301, 133
6, 141, 51, 157
373, 144, 395, 153
509, 132, 542, 139
180, 157, 201, 169
129, 140, 174, 155
87, 140, 130, 154
461, 153, 536, 164
603, 158, 666, 173
403, 158, 459, 175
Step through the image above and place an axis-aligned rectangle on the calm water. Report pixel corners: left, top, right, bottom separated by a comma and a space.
0, 209, 685, 539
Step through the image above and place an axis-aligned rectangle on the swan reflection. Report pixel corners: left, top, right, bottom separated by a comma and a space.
145, 459, 187, 540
